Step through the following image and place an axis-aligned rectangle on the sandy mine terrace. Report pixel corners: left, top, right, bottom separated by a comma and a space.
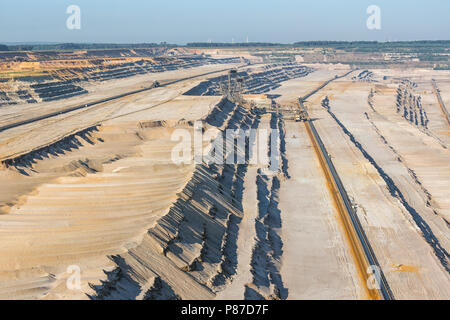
301, 68, 450, 299
0, 63, 242, 127
0, 97, 221, 299
0, 63, 449, 300
0, 63, 225, 298
0, 63, 243, 161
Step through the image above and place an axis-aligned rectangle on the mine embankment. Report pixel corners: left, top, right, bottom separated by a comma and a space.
322, 97, 449, 273
244, 112, 289, 300
0, 54, 240, 107
0, 118, 201, 299
432, 80, 450, 125
396, 80, 429, 129
183, 63, 314, 96
91, 98, 262, 299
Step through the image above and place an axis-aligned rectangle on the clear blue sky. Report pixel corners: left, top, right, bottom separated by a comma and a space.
0, 0, 448, 44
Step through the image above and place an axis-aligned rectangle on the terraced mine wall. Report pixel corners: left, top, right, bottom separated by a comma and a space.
0, 48, 169, 63
396, 80, 429, 128
0, 55, 241, 107
244, 112, 289, 300
87, 94, 289, 299
352, 70, 374, 82
31, 80, 87, 102
89, 98, 256, 299
183, 63, 313, 96
2, 125, 101, 175
391, 80, 448, 149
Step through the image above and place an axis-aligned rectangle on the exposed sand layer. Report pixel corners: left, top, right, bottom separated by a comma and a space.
0, 104, 224, 299
0, 126, 194, 299
303, 71, 450, 299
90, 98, 258, 299
277, 121, 362, 299
0, 68, 224, 298
0, 64, 239, 162
0, 63, 448, 300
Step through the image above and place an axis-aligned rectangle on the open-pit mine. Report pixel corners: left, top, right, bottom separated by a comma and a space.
0, 46, 448, 300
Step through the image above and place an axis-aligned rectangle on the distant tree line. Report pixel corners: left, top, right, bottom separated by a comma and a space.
293, 40, 450, 47
0, 42, 177, 52
292, 40, 450, 53
293, 41, 378, 46
186, 42, 285, 48
1, 40, 448, 52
